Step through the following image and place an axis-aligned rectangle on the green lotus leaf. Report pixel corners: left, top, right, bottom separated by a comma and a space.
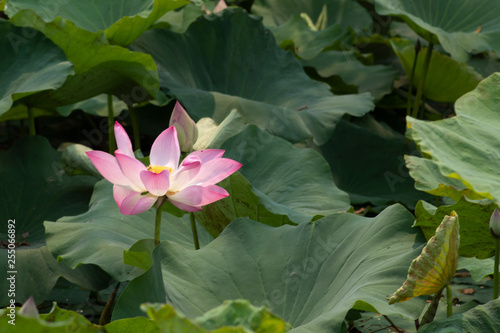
44, 181, 213, 282
302, 50, 396, 101
0, 137, 109, 306
0, 105, 57, 122
56, 94, 127, 117
193, 110, 248, 152
406, 73, 500, 206
139, 303, 209, 333
418, 298, 500, 333
457, 257, 495, 282
4, 0, 188, 46
414, 197, 496, 259
220, 125, 351, 223
193, 111, 345, 233
405, 155, 485, 201
0, 20, 74, 116
130, 8, 373, 144
5, 8, 165, 107
389, 212, 459, 304
375, 0, 500, 62
467, 53, 500, 78
320, 117, 431, 208
0, 303, 157, 333
142, 300, 290, 333
105, 317, 158, 333
193, 300, 290, 332
113, 204, 426, 332
271, 14, 347, 60
0, 303, 104, 333
252, 0, 372, 32
60, 143, 101, 178
0, 300, 287, 332
195, 172, 294, 237
391, 39, 482, 102
155, 0, 212, 34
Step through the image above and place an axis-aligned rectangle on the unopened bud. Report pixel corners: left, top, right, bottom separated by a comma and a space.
214, 0, 227, 13
169, 102, 198, 152
490, 208, 500, 239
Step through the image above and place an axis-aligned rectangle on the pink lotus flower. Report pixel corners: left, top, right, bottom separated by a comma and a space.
86, 122, 242, 215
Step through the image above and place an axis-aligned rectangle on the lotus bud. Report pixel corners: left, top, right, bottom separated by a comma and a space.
214, 0, 227, 13
169, 102, 198, 152
490, 208, 500, 239
19, 296, 39, 318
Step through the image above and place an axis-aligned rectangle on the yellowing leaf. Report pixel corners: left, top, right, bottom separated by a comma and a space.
389, 211, 459, 304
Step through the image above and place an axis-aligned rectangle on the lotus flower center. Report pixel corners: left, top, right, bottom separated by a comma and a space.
147, 165, 173, 174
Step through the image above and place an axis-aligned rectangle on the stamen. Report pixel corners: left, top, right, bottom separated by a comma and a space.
147, 165, 173, 174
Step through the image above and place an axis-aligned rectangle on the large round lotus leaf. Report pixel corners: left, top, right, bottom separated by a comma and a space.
220, 125, 351, 223
0, 137, 109, 306
0, 20, 74, 116
4, 0, 189, 46
44, 181, 213, 282
130, 8, 373, 145
193, 112, 347, 235
5, 4, 167, 107
407, 73, 500, 207
320, 117, 431, 208
194, 172, 295, 237
252, 0, 372, 32
375, 0, 500, 62
113, 204, 426, 332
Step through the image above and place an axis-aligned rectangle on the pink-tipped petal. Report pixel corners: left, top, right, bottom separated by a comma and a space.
113, 185, 157, 215
190, 158, 242, 186
213, 0, 227, 13
150, 126, 180, 170
140, 170, 170, 196
86, 151, 132, 187
167, 185, 228, 208
115, 152, 147, 192
170, 156, 201, 191
180, 154, 202, 167
200, 185, 229, 205
168, 200, 202, 212
114, 122, 134, 158
187, 149, 225, 163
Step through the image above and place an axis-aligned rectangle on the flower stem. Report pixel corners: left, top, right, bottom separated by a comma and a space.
190, 212, 200, 250
98, 281, 120, 325
27, 106, 36, 135
154, 198, 165, 247
411, 42, 433, 119
494, 238, 500, 299
446, 284, 453, 317
128, 105, 141, 151
407, 40, 421, 117
107, 94, 116, 153
420, 287, 443, 326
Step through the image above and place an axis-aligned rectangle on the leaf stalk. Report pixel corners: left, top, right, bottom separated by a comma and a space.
411, 42, 434, 119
